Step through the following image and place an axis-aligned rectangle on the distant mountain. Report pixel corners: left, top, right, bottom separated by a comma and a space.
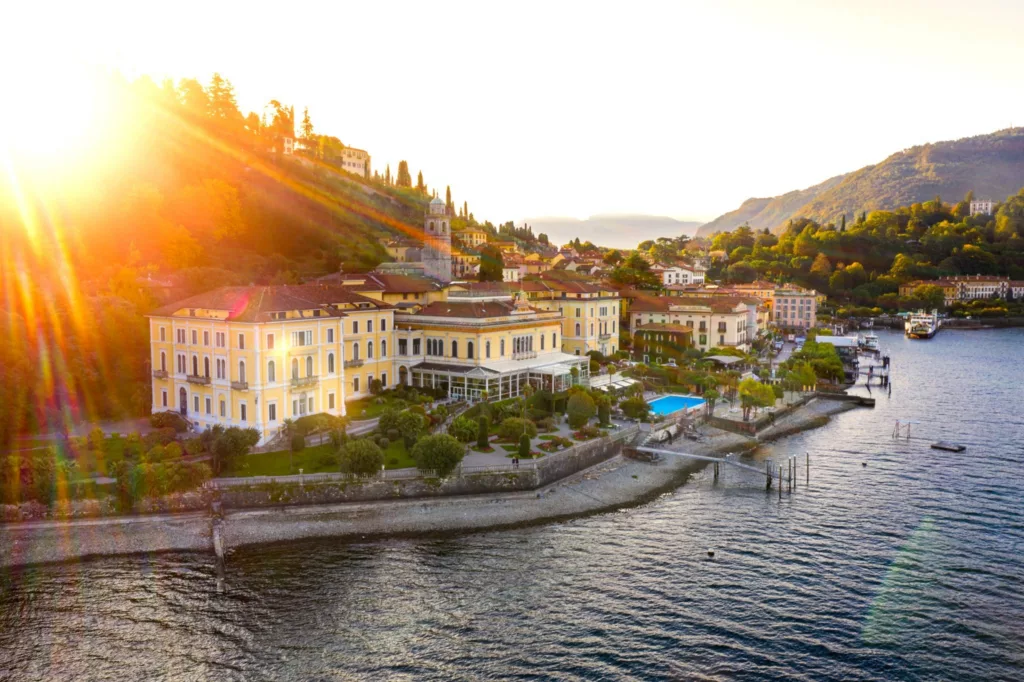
701, 127, 1024, 236
523, 214, 703, 249
696, 174, 847, 237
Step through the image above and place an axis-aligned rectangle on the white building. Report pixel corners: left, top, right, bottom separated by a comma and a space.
422, 197, 452, 283
970, 199, 996, 216
773, 288, 817, 330
655, 264, 706, 287
339, 147, 371, 178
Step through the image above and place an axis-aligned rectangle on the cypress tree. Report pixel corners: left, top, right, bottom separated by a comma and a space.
477, 416, 489, 450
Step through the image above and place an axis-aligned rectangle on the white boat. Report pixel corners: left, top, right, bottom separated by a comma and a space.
905, 310, 940, 339
861, 333, 880, 352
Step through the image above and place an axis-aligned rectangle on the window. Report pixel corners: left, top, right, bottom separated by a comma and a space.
328, 393, 335, 410
381, 373, 387, 387
368, 320, 374, 333
161, 390, 167, 407
177, 354, 186, 374
352, 343, 360, 360
220, 400, 226, 417
238, 333, 245, 350
307, 397, 313, 412
541, 335, 545, 350
204, 331, 210, 346
177, 329, 186, 344
399, 339, 408, 356
291, 331, 312, 347
327, 328, 334, 343
719, 334, 725, 345
217, 358, 226, 379
267, 333, 275, 350
590, 324, 594, 336
413, 339, 421, 355
500, 339, 505, 356
160, 327, 166, 342
193, 395, 200, 413
451, 340, 458, 358
268, 361, 276, 383
306, 356, 313, 377
467, 341, 475, 359
486, 341, 491, 358
269, 403, 277, 422
380, 319, 387, 332
353, 377, 360, 393
575, 323, 581, 336
240, 404, 247, 422
204, 357, 210, 377
381, 340, 387, 358
192, 330, 198, 345
160, 352, 166, 372
367, 341, 374, 359
576, 308, 581, 317
238, 360, 246, 383
192, 355, 199, 376
291, 358, 299, 379
216, 332, 225, 348
352, 321, 359, 334
552, 332, 557, 348
328, 353, 335, 374
205, 397, 212, 415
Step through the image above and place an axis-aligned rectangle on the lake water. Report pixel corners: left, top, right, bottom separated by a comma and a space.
2, 329, 1023, 681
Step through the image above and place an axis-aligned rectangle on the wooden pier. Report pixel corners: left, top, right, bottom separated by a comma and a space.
634, 447, 809, 496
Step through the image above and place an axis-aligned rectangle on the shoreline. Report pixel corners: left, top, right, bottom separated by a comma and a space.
0, 398, 855, 569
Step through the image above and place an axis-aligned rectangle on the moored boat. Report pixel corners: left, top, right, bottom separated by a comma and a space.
905, 310, 940, 339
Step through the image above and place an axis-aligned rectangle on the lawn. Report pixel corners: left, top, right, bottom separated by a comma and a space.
222, 440, 417, 477
346, 395, 434, 420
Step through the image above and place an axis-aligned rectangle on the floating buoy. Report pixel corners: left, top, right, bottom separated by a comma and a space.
707, 549, 715, 558
862, 462, 867, 467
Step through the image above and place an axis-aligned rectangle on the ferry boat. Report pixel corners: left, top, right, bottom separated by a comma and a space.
905, 310, 940, 339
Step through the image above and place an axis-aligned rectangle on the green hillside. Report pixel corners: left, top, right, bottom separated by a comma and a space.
703, 128, 1024, 236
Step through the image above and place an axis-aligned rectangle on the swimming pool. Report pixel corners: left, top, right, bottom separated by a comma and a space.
647, 394, 706, 416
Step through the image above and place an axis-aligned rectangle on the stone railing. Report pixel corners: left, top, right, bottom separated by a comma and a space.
186, 374, 211, 385
291, 375, 319, 389
230, 380, 249, 391
152, 369, 169, 379
344, 359, 365, 369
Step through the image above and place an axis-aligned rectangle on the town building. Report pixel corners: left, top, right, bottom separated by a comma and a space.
455, 227, 488, 249
653, 263, 707, 286
422, 196, 453, 283
632, 324, 694, 365
970, 199, 996, 216
323, 272, 448, 309
520, 272, 621, 357
338, 147, 371, 178
451, 249, 480, 280
899, 275, 1012, 305
147, 285, 396, 445
384, 239, 422, 263
772, 287, 817, 331
628, 295, 755, 351
392, 287, 589, 400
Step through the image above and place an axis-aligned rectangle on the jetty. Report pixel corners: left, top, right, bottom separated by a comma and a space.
630, 447, 809, 496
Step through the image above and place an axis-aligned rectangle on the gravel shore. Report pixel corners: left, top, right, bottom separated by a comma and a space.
0, 398, 857, 568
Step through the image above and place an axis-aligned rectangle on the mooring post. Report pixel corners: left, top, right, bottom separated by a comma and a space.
778, 464, 782, 499
806, 451, 810, 485
766, 460, 772, 490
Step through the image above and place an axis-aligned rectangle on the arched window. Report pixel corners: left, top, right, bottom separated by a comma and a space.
500, 339, 505, 356
268, 360, 276, 383
486, 341, 491, 358
541, 335, 545, 350
353, 343, 360, 360
451, 340, 458, 358
467, 341, 474, 359
590, 324, 594, 336
306, 356, 313, 377
575, 323, 581, 336
367, 341, 374, 359
239, 360, 246, 383
160, 352, 166, 372
328, 353, 335, 374
204, 357, 210, 377
552, 332, 557, 348
381, 340, 386, 358
291, 358, 299, 379
192, 355, 198, 376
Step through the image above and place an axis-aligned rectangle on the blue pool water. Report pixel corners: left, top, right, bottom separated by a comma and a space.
647, 394, 705, 415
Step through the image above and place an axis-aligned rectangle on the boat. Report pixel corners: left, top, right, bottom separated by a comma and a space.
905, 310, 940, 339
932, 441, 966, 452
860, 333, 880, 352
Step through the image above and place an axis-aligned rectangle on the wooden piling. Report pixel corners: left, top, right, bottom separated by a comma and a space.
806, 452, 809, 485
766, 460, 772, 490
778, 465, 782, 499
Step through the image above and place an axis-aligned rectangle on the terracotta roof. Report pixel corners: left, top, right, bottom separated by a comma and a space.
635, 323, 694, 335
149, 285, 391, 322
630, 295, 749, 314
319, 272, 444, 293
413, 299, 537, 319
520, 271, 617, 295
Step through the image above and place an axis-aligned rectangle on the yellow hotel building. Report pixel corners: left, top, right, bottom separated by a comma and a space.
520, 273, 621, 357
148, 285, 396, 445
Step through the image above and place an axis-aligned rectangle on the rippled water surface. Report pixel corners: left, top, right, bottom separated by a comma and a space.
2, 329, 1024, 681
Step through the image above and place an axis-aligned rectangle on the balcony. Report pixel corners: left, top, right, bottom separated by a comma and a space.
344, 359, 365, 369
230, 380, 249, 391
599, 333, 612, 341
186, 374, 211, 385
290, 375, 319, 389
511, 351, 537, 361
152, 369, 168, 379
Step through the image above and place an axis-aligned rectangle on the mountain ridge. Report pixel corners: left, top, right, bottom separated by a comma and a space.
523, 214, 703, 249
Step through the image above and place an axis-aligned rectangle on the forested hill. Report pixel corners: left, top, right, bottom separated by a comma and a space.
696, 174, 847, 237
702, 128, 1024, 236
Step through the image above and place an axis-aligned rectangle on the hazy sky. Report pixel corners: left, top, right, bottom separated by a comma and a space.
8, 0, 1024, 224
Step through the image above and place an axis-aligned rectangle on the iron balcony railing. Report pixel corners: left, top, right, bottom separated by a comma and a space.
186, 374, 211, 385
290, 375, 319, 389
230, 380, 249, 391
